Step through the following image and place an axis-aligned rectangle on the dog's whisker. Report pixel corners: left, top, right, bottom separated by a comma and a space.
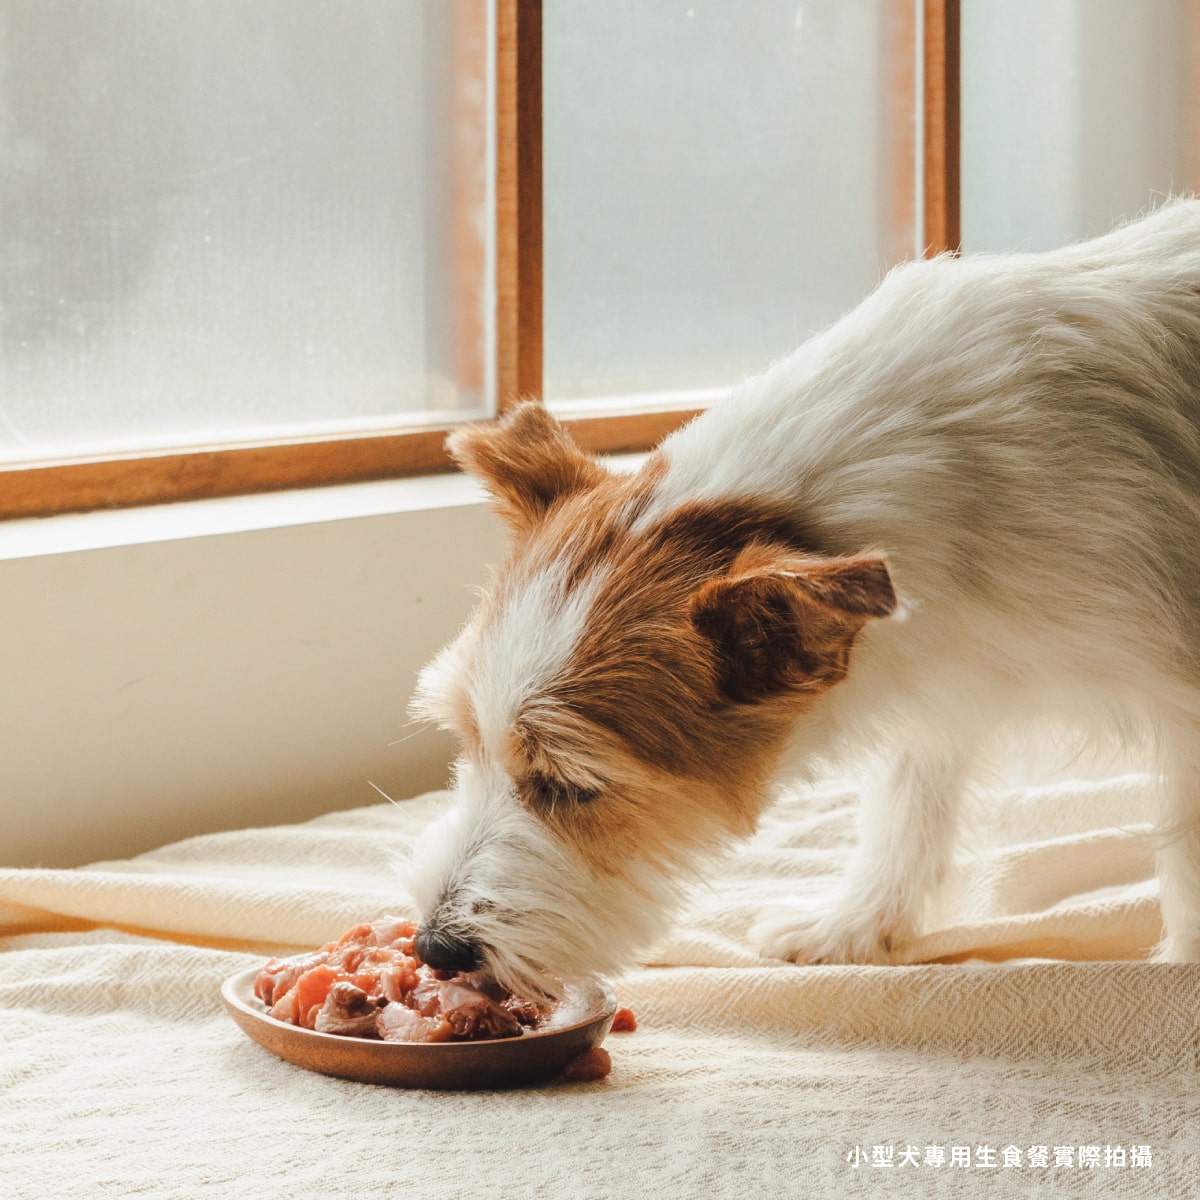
366, 778, 402, 808
386, 727, 429, 748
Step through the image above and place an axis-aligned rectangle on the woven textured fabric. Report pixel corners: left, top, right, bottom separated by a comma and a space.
1, 772, 1197, 1198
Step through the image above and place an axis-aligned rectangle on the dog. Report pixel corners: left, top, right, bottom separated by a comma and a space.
406, 199, 1200, 999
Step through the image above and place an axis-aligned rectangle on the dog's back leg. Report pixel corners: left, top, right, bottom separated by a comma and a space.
1155, 716, 1200, 961
749, 741, 973, 964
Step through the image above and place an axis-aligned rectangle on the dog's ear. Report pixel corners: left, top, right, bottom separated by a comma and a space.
690, 549, 896, 703
447, 401, 607, 535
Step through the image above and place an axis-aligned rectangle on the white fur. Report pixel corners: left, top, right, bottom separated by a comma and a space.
413, 567, 606, 748
404, 757, 681, 999
661, 199, 1200, 963
469, 568, 607, 757
416, 199, 1200, 982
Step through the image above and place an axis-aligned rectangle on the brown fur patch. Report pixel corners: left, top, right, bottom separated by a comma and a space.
518, 487, 887, 764
447, 402, 607, 537
493, 479, 891, 877
450, 409, 893, 882
692, 548, 895, 702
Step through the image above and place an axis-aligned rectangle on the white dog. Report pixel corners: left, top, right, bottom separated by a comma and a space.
407, 200, 1200, 998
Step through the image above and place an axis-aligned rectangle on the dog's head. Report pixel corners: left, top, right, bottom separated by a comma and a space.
405, 403, 895, 997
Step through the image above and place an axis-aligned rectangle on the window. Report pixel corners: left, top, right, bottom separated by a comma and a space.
542, 0, 919, 408
2, 0, 496, 516
26, 1, 1178, 519
1, 1, 492, 451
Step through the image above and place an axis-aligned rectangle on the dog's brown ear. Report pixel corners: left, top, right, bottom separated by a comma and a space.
447, 401, 607, 535
690, 549, 896, 704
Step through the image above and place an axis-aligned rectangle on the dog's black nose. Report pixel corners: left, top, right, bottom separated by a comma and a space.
414, 923, 481, 972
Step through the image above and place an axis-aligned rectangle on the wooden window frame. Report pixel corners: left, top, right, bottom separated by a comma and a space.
922, 0, 961, 256
0, 0, 960, 521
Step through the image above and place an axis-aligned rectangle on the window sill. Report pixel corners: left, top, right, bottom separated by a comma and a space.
0, 452, 645, 562
0, 470, 485, 563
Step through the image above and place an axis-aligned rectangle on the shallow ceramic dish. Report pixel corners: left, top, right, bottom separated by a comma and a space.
221, 967, 616, 1090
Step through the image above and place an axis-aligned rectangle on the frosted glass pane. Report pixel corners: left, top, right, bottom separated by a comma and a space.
962, 0, 1196, 253
543, 0, 915, 404
0, 0, 492, 462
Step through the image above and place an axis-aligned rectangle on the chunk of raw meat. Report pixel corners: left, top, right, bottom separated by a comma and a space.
252, 916, 543, 1044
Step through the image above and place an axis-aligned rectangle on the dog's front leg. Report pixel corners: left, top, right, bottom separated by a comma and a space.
750, 745, 970, 964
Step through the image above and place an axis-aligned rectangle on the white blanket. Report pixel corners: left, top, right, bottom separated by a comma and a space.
1, 773, 1196, 1198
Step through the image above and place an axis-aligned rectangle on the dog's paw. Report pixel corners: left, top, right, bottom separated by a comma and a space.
748, 900, 906, 966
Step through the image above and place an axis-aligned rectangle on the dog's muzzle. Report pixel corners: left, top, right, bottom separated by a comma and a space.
414, 922, 481, 972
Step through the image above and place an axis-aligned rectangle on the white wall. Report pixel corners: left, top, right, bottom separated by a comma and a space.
0, 480, 505, 868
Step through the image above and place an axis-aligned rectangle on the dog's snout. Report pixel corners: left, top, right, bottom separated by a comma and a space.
414, 923, 481, 972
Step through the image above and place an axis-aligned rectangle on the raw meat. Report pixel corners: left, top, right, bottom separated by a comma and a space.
252, 917, 545, 1043
559, 1047, 612, 1082
610, 1007, 637, 1032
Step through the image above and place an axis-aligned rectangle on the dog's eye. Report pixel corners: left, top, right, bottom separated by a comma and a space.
526, 773, 600, 809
